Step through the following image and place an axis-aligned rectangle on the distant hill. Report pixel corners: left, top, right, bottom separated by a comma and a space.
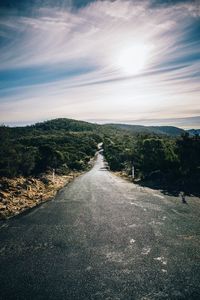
187, 129, 200, 136
3, 118, 100, 139
104, 123, 185, 136
5, 118, 188, 137
32, 118, 99, 132
0, 118, 102, 178
148, 126, 185, 136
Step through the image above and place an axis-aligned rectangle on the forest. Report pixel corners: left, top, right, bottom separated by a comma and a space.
0, 118, 200, 194
0, 119, 102, 177
103, 129, 200, 195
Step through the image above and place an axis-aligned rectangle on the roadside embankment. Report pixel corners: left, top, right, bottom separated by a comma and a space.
0, 172, 81, 220
113, 171, 133, 182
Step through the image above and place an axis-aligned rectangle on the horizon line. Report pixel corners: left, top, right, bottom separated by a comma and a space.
1, 115, 200, 130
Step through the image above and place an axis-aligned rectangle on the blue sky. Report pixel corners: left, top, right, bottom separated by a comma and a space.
0, 0, 200, 128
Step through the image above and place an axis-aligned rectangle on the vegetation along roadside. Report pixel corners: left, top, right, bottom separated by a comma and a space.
0, 118, 200, 219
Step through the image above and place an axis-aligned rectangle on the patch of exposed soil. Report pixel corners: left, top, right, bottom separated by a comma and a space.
0, 172, 81, 219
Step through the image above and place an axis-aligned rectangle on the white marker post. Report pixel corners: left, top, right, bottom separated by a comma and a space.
132, 165, 135, 180
52, 168, 55, 183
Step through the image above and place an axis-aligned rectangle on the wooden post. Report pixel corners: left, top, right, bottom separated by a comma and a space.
132, 165, 134, 179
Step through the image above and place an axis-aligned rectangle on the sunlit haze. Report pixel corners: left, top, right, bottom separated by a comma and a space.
0, 0, 200, 128
116, 44, 151, 75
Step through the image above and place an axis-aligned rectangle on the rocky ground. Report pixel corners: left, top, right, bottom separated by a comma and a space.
0, 172, 81, 220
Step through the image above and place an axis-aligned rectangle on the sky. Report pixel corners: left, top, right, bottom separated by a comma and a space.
0, 0, 200, 128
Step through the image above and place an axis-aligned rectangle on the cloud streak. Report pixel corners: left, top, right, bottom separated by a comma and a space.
0, 0, 200, 127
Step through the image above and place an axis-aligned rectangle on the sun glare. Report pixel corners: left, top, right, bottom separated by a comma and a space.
116, 44, 150, 75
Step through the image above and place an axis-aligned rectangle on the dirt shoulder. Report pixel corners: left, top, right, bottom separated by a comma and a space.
0, 172, 81, 220
113, 171, 133, 182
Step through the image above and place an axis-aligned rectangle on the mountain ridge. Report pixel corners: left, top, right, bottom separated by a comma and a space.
2, 118, 200, 136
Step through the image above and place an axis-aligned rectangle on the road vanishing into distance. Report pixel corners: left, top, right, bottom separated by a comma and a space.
0, 153, 200, 300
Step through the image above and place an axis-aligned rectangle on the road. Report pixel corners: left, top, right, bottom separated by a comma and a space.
0, 153, 200, 300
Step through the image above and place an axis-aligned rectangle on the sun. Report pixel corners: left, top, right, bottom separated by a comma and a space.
116, 43, 150, 75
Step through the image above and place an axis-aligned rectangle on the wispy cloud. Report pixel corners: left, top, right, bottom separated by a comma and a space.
0, 0, 200, 127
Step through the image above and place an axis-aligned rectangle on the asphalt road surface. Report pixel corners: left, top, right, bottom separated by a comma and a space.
0, 153, 200, 300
